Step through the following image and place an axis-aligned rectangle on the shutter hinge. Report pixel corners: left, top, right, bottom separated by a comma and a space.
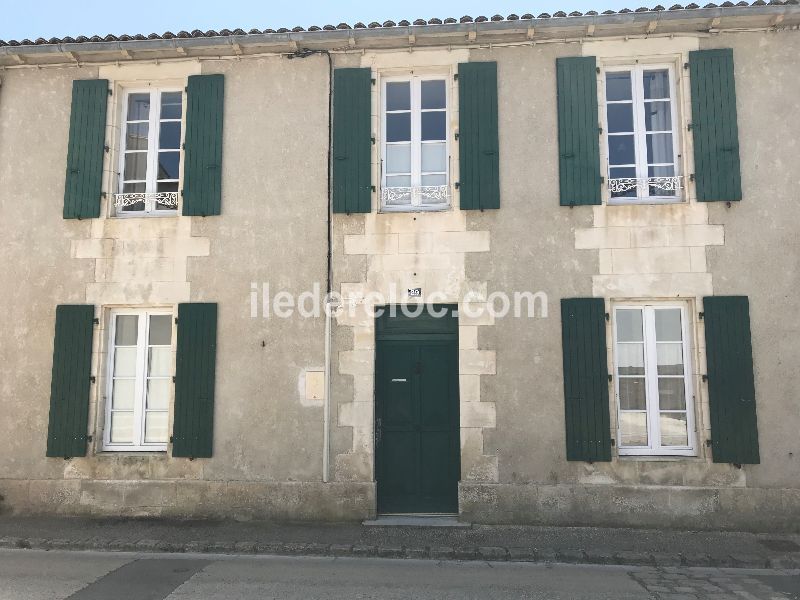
101, 192, 107, 199
687, 123, 694, 131
371, 136, 375, 145
610, 438, 616, 447
689, 173, 695, 182
172, 376, 177, 383
104, 145, 110, 153
93, 318, 99, 325
598, 126, 603, 135
608, 374, 613, 382
699, 311, 704, 320
180, 189, 184, 197
683, 62, 689, 70
174, 317, 179, 324
454, 132, 459, 140
90, 376, 96, 383
596, 66, 600, 74
454, 182, 460, 190
605, 312, 610, 321
702, 374, 708, 382
706, 439, 712, 447
600, 176, 605, 184
371, 78, 376, 86
371, 185, 376, 192
181, 143, 185, 150
184, 86, 188, 92
170, 436, 174, 443
107, 88, 112, 96
453, 73, 458, 81
86, 435, 93, 442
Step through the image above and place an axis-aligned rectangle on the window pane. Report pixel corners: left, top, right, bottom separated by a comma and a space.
115, 315, 139, 345
147, 379, 170, 410
421, 143, 446, 173
620, 412, 648, 446
421, 173, 447, 187
655, 309, 682, 341
648, 165, 677, 196
644, 101, 672, 131
657, 343, 684, 375
157, 152, 180, 180
149, 315, 172, 345
616, 309, 643, 342
124, 152, 148, 181
386, 81, 410, 111
157, 181, 179, 193
160, 91, 183, 119
113, 347, 138, 378
125, 123, 149, 151
386, 113, 411, 142
609, 167, 637, 198
617, 343, 644, 376
110, 411, 134, 444
608, 135, 636, 165
607, 104, 633, 133
606, 72, 632, 101
619, 378, 647, 410
127, 93, 150, 121
122, 181, 146, 194
658, 378, 686, 410
421, 80, 446, 109
144, 412, 169, 443
148, 347, 172, 378
646, 133, 674, 164
421, 111, 446, 141
385, 144, 411, 174
159, 122, 181, 150
111, 379, 135, 410
659, 413, 688, 446
385, 175, 410, 188
643, 70, 670, 100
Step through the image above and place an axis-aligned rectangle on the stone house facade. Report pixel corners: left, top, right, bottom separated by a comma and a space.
0, 3, 798, 530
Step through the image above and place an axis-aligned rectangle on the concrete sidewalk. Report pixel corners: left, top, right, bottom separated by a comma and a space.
0, 516, 799, 569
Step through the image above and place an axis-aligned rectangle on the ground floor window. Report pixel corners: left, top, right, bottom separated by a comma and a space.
104, 309, 173, 451
613, 304, 696, 456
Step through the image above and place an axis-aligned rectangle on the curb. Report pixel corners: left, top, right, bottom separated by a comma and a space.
0, 536, 795, 569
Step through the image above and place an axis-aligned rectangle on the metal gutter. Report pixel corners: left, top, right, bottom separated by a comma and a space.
0, 5, 797, 61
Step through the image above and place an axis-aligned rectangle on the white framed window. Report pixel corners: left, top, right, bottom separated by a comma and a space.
603, 64, 682, 204
381, 75, 450, 211
613, 304, 696, 456
116, 88, 183, 215
104, 310, 173, 451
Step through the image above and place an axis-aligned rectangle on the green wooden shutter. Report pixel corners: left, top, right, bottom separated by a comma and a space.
556, 57, 601, 206
458, 61, 500, 210
172, 302, 218, 458
63, 79, 108, 219
561, 298, 612, 461
703, 296, 759, 464
332, 68, 372, 214
183, 74, 224, 216
689, 49, 742, 202
46, 305, 95, 457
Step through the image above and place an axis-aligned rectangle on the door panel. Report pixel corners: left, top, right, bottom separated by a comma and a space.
376, 338, 459, 514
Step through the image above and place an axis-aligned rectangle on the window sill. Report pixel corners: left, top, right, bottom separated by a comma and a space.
617, 454, 700, 461
112, 211, 178, 219
99, 447, 168, 454
607, 197, 685, 206
379, 205, 452, 214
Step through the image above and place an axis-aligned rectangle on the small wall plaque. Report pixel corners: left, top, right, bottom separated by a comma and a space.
408, 288, 422, 297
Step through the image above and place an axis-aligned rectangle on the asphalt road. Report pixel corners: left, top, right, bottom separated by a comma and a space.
1, 549, 799, 600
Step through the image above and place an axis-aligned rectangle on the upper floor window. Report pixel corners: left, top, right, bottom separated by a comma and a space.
613, 305, 696, 456
104, 310, 173, 451
116, 89, 183, 215
604, 65, 682, 204
381, 75, 450, 211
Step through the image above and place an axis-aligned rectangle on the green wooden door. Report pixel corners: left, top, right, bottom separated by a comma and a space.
375, 338, 460, 514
